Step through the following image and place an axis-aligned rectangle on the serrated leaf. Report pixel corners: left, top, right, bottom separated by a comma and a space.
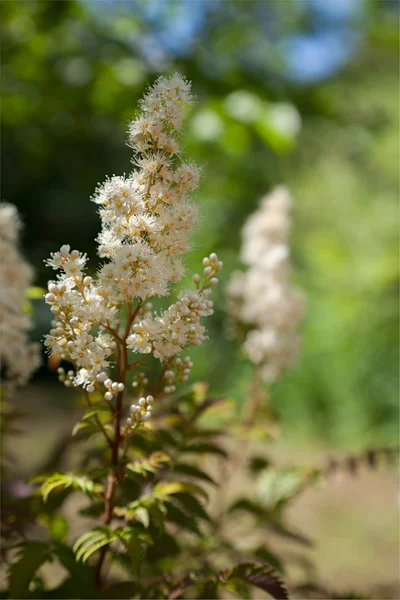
253, 545, 284, 574
173, 492, 211, 522
174, 462, 217, 485
127, 451, 172, 477
53, 542, 95, 587
219, 563, 288, 600
73, 526, 118, 562
146, 531, 180, 561
165, 501, 202, 534
154, 480, 208, 500
8, 542, 51, 599
40, 472, 103, 502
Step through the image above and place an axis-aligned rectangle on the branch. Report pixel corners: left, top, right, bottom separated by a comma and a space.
83, 391, 113, 448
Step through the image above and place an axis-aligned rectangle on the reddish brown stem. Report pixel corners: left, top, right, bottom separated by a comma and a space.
95, 302, 140, 589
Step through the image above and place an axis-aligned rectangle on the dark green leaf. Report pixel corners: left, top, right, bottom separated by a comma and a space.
165, 501, 201, 534
8, 542, 51, 599
253, 545, 284, 574
174, 462, 217, 485
219, 563, 288, 600
228, 498, 267, 517
183, 441, 227, 457
173, 492, 212, 522
53, 542, 95, 588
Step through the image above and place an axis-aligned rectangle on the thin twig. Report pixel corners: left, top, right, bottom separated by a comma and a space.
83, 390, 113, 448
99, 322, 124, 345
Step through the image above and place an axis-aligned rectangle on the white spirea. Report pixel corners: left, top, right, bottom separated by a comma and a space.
0, 204, 41, 389
44, 74, 221, 392
227, 186, 306, 382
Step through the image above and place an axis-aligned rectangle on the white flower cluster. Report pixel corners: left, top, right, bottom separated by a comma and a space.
227, 187, 306, 382
44, 74, 221, 397
0, 203, 41, 389
126, 395, 154, 428
127, 252, 222, 362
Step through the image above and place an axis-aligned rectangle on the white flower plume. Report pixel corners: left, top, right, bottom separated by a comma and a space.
227, 186, 306, 382
0, 203, 41, 390
44, 74, 222, 398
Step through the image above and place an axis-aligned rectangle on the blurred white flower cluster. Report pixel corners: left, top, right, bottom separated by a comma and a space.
0, 204, 41, 390
227, 186, 305, 382
44, 74, 221, 398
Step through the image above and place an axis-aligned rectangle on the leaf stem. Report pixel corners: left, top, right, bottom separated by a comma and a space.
83, 390, 113, 448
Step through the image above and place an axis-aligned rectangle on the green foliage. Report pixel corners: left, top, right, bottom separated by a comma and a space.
8, 542, 51, 599
73, 526, 119, 563
126, 451, 172, 477
219, 563, 288, 599
34, 472, 104, 502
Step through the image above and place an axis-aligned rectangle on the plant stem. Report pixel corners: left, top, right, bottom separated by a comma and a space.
95, 391, 122, 589
95, 301, 140, 589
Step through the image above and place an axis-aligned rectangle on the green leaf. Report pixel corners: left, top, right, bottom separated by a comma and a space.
126, 451, 172, 477
253, 545, 284, 574
39, 513, 69, 542
82, 405, 111, 420
134, 507, 150, 529
174, 462, 217, 485
72, 419, 111, 440
125, 536, 142, 575
165, 501, 201, 534
8, 542, 51, 599
154, 481, 208, 501
219, 563, 288, 600
39, 472, 103, 502
53, 542, 95, 586
173, 492, 212, 522
73, 526, 118, 563
228, 498, 267, 518
183, 441, 227, 457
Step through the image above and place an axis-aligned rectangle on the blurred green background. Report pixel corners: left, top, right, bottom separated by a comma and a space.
1, 0, 398, 447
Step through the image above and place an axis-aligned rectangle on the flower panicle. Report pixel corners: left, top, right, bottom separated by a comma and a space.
0, 203, 41, 390
44, 74, 221, 404
227, 186, 306, 383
